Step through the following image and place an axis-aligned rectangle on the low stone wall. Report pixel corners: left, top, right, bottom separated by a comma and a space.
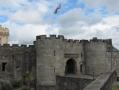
83, 69, 117, 90
56, 76, 93, 90
38, 85, 55, 90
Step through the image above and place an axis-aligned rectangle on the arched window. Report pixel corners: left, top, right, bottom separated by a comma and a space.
65, 59, 77, 74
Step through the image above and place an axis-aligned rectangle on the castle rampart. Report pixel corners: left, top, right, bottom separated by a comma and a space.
0, 34, 119, 90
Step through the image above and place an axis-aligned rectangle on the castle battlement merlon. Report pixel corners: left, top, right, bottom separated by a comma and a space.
36, 35, 65, 40
89, 37, 112, 44
36, 35, 81, 45
0, 44, 35, 48
36, 35, 113, 47
0, 25, 9, 31
80, 40, 89, 43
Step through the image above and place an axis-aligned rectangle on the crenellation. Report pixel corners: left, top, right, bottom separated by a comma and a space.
90, 37, 101, 42
36, 35, 77, 42
80, 40, 89, 44
12, 44, 19, 47
50, 35, 57, 39
0, 44, 33, 48
64, 39, 75, 47
36, 35, 81, 47
68, 39, 74, 43
89, 37, 112, 45
21, 44, 27, 47
92, 37, 98, 41
62, 39, 81, 46
58, 35, 64, 40
33, 41, 36, 45
103, 39, 112, 44
74, 40, 80, 44
36, 35, 46, 40
3, 44, 10, 47
0, 44, 11, 48
28, 45, 35, 48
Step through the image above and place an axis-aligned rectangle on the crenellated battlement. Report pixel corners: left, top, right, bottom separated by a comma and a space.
36, 35, 47, 39
36, 35, 81, 46
0, 44, 35, 48
36, 35, 112, 47
64, 39, 82, 46
90, 37, 112, 44
36, 35, 65, 40
0, 25, 9, 35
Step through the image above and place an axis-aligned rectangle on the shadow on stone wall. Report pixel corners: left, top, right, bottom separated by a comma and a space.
56, 76, 93, 90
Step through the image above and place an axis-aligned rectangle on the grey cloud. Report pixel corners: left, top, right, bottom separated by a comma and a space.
82, 0, 119, 13
57, 8, 119, 49
58, 8, 102, 28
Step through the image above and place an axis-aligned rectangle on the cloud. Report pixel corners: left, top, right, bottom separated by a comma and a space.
57, 8, 119, 48
0, 0, 21, 4
9, 1, 48, 24
59, 8, 102, 28
0, 0, 27, 6
58, 8, 102, 38
0, 0, 59, 44
82, 0, 119, 13
8, 23, 49, 44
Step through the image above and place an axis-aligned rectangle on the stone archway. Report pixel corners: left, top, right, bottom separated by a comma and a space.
65, 59, 77, 75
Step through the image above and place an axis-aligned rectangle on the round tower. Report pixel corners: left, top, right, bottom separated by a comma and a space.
0, 25, 9, 45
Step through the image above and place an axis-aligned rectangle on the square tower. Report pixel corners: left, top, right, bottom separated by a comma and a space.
0, 25, 9, 45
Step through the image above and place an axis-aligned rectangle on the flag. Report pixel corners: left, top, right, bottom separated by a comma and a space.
54, 3, 61, 14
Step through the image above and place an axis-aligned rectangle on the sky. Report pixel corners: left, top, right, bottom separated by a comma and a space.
0, 0, 119, 48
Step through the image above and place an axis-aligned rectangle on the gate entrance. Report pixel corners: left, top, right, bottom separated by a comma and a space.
65, 59, 77, 74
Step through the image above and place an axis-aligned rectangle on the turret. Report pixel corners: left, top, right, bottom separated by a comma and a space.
0, 25, 9, 45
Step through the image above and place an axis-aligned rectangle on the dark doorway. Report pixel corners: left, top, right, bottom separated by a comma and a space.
65, 59, 77, 74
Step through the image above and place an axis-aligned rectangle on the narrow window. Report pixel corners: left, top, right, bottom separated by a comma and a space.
2, 62, 7, 71
80, 64, 83, 73
12, 55, 14, 59
81, 53, 83, 58
0, 38, 1, 44
54, 50, 56, 56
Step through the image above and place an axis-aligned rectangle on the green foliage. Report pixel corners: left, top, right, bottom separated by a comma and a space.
23, 72, 33, 81
12, 80, 22, 88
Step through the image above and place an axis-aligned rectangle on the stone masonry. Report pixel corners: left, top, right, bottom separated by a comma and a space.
0, 34, 119, 90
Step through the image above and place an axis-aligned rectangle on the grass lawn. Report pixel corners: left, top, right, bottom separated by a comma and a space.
112, 83, 119, 90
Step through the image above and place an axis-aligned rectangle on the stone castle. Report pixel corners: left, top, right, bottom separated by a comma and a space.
0, 26, 118, 90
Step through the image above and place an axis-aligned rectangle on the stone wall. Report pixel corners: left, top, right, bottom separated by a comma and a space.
84, 37, 112, 76
36, 35, 116, 89
0, 34, 118, 90
111, 51, 119, 78
0, 44, 36, 88
83, 69, 117, 90
36, 35, 85, 89
56, 76, 93, 90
